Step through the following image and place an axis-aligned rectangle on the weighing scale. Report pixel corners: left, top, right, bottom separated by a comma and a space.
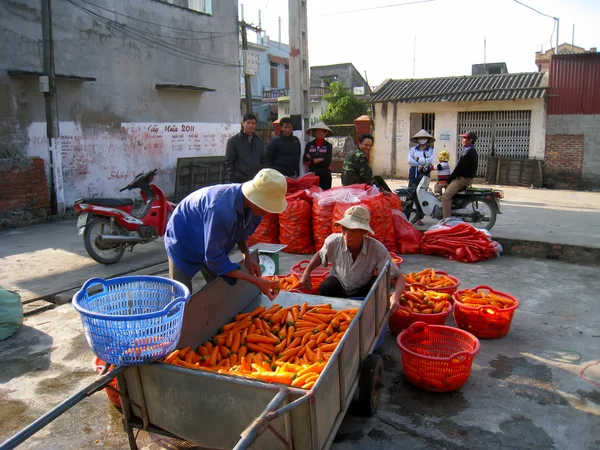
249, 243, 287, 276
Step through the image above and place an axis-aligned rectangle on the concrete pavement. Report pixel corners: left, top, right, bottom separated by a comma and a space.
1, 254, 599, 449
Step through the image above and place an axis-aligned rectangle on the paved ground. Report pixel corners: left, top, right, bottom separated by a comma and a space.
2, 178, 599, 306
1, 254, 599, 449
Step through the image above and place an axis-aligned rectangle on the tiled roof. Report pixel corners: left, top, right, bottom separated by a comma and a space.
268, 54, 289, 65
370, 72, 547, 103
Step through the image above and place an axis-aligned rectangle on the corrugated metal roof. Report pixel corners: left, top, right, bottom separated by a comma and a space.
370, 72, 547, 103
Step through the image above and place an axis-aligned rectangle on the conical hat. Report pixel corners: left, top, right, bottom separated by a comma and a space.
411, 129, 435, 142
307, 121, 333, 137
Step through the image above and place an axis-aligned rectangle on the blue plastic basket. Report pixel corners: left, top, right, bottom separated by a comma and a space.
72, 276, 190, 366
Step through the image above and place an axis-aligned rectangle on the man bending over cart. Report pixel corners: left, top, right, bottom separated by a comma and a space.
300, 206, 404, 311
165, 168, 287, 299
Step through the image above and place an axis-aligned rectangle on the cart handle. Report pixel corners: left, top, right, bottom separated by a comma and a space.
233, 388, 288, 450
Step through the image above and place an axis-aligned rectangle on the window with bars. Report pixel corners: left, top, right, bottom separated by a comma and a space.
162, 0, 212, 14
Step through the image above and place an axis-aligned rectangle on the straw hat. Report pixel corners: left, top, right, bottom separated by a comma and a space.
242, 169, 288, 214
438, 150, 450, 162
307, 121, 333, 137
411, 129, 435, 143
333, 205, 374, 235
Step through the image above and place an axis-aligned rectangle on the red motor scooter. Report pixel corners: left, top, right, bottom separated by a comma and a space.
73, 169, 175, 264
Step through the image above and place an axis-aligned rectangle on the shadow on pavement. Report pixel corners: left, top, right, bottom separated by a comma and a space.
0, 325, 53, 383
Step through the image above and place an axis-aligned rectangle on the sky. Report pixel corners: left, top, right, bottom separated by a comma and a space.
239, 0, 600, 86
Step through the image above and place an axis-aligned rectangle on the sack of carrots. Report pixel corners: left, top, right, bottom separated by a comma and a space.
248, 212, 280, 246
280, 195, 314, 254
403, 268, 460, 294
160, 303, 359, 390
421, 221, 503, 263
263, 274, 302, 293
452, 287, 520, 339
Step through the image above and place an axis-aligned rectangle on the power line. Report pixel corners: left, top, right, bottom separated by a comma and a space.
66, 0, 240, 67
73, 0, 231, 34
321, 0, 435, 17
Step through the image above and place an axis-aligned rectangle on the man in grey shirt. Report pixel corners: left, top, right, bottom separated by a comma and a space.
300, 206, 404, 312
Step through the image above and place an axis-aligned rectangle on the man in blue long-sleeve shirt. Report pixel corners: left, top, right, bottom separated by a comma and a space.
164, 169, 287, 299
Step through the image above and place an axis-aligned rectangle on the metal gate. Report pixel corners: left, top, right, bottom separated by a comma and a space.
457, 110, 531, 176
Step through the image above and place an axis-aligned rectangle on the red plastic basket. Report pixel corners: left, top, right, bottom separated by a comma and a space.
452, 286, 520, 339
92, 356, 121, 407
389, 252, 404, 268
290, 260, 331, 294
388, 300, 452, 337
396, 322, 480, 392
406, 271, 461, 296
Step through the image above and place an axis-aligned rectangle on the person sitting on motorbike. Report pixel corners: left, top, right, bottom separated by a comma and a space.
299, 206, 404, 312
164, 169, 287, 298
429, 150, 451, 196
443, 131, 479, 218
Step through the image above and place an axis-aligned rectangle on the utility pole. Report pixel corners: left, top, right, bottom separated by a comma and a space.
41, 0, 65, 215
288, 0, 309, 133
240, 21, 261, 115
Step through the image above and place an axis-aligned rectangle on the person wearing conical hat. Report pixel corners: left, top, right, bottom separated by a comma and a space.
303, 121, 334, 190
408, 129, 435, 188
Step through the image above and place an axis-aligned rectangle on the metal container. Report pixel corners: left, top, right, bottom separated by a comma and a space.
119, 263, 391, 450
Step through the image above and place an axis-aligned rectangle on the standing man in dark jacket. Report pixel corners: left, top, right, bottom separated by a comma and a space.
341, 133, 374, 186
225, 113, 265, 182
304, 122, 334, 190
264, 117, 301, 178
442, 131, 479, 218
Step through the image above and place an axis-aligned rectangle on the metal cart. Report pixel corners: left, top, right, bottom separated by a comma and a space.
0, 262, 391, 450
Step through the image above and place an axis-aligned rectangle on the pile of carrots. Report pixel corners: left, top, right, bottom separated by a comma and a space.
403, 268, 456, 288
161, 302, 358, 389
264, 274, 302, 293
455, 288, 517, 309
397, 289, 452, 315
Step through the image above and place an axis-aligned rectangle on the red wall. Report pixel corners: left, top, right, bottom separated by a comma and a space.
548, 53, 600, 115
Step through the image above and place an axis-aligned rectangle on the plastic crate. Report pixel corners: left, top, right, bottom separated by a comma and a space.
388, 301, 452, 337
452, 286, 520, 339
290, 260, 331, 294
92, 357, 121, 408
73, 276, 190, 366
396, 322, 480, 392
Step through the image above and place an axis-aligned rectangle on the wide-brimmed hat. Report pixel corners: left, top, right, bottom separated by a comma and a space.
411, 129, 435, 143
307, 121, 333, 137
242, 169, 287, 214
333, 205, 374, 235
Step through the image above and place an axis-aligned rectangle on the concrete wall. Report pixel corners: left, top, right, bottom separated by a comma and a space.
310, 64, 369, 92
1, 0, 240, 205
546, 115, 600, 187
372, 99, 546, 179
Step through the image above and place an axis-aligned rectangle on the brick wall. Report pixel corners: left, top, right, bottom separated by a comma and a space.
543, 135, 585, 189
0, 157, 50, 228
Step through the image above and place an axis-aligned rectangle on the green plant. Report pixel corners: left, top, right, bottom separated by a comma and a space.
320, 82, 367, 125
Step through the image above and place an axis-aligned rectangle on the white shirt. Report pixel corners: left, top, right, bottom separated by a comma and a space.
319, 234, 402, 295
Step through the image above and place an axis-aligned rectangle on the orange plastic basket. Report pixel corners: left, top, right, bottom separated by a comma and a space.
406, 270, 460, 297
396, 322, 480, 392
388, 301, 452, 337
92, 356, 121, 407
452, 286, 520, 339
290, 260, 331, 294
389, 252, 404, 268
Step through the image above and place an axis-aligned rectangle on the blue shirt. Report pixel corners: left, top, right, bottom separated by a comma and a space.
164, 184, 262, 281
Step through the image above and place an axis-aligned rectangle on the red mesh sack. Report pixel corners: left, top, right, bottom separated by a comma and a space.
280, 198, 314, 254
382, 191, 402, 211
286, 177, 299, 194
359, 191, 398, 252
296, 173, 321, 190
392, 209, 422, 254
332, 201, 362, 227
248, 213, 279, 246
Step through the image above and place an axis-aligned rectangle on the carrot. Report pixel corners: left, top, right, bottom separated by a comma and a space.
229, 354, 238, 366
315, 332, 328, 345
253, 318, 265, 335
302, 381, 316, 390
301, 332, 312, 346
231, 332, 241, 353
262, 361, 273, 371
175, 359, 200, 370
209, 346, 219, 366
305, 345, 318, 363
221, 321, 238, 332
247, 342, 275, 355
286, 310, 295, 326
313, 308, 338, 315
275, 340, 287, 353
259, 371, 296, 385
279, 346, 302, 359
250, 305, 266, 318
291, 306, 300, 322
305, 312, 332, 323
318, 342, 338, 352
287, 337, 302, 349
316, 348, 324, 363
291, 372, 315, 387
294, 328, 315, 339
340, 312, 352, 322
295, 320, 320, 328
235, 312, 251, 321
278, 325, 287, 341
184, 350, 195, 364
219, 345, 231, 358
238, 345, 248, 358
225, 331, 234, 348
232, 317, 253, 332
212, 336, 225, 346
287, 326, 295, 346
197, 346, 209, 357
300, 302, 308, 316
253, 354, 263, 366
179, 346, 191, 358
246, 334, 279, 345
163, 350, 179, 364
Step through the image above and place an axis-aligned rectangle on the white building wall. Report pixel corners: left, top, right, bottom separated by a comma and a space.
372, 99, 546, 179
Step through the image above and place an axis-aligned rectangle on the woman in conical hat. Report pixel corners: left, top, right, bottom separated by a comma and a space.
408, 129, 435, 225
303, 122, 334, 190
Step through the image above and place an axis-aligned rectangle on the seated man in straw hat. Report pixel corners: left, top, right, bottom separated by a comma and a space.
164, 169, 287, 299
300, 206, 404, 312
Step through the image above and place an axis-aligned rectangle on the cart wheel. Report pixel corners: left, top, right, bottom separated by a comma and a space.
358, 353, 384, 417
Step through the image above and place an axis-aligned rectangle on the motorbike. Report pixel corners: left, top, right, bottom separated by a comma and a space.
73, 169, 175, 264
393, 166, 503, 230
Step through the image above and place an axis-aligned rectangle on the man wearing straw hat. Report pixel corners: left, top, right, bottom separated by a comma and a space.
303, 121, 334, 190
299, 206, 404, 312
164, 169, 287, 299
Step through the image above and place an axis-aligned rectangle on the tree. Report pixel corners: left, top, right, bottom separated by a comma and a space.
319, 82, 367, 125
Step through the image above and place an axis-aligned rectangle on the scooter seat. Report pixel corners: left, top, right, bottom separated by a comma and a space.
78, 197, 134, 207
